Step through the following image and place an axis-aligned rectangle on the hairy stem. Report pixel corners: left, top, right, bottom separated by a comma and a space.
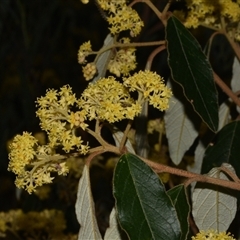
130, 0, 167, 25
119, 120, 133, 151
145, 45, 166, 70
213, 72, 240, 107
141, 157, 240, 191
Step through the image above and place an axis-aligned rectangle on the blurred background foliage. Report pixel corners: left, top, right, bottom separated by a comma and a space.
0, 0, 236, 238
0, 0, 110, 236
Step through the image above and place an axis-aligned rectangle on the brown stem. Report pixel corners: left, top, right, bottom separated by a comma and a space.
130, 0, 167, 26
224, 33, 240, 62
218, 166, 240, 183
213, 72, 240, 107
95, 40, 165, 55
184, 176, 204, 188
86, 126, 112, 147
219, 17, 240, 62
88, 146, 105, 154
199, 23, 221, 31
93, 40, 165, 63
119, 120, 133, 151
86, 150, 105, 166
205, 31, 223, 59
189, 214, 199, 236
145, 45, 166, 70
86, 145, 121, 166
162, 0, 172, 18
141, 157, 240, 191
95, 119, 101, 135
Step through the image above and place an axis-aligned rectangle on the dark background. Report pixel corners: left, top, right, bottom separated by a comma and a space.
0, 0, 236, 238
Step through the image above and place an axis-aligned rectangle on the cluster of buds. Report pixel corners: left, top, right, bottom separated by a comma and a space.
77, 0, 143, 80
175, 0, 240, 42
108, 38, 136, 77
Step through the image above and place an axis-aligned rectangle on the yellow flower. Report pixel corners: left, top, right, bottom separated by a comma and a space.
8, 132, 38, 175
182, 0, 240, 30
82, 62, 97, 80
79, 76, 141, 122
107, 6, 144, 36
36, 85, 88, 154
78, 41, 92, 64
108, 37, 137, 77
0, 209, 67, 238
97, 0, 127, 13
96, 0, 143, 36
192, 230, 236, 240
123, 70, 172, 111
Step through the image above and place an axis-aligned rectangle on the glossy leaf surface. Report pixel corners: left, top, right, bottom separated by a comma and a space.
113, 154, 181, 240
167, 185, 190, 240
202, 121, 240, 177
166, 16, 218, 132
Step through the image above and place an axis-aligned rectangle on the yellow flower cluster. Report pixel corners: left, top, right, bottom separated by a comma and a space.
82, 62, 97, 80
77, 41, 97, 80
177, 0, 240, 41
108, 37, 137, 77
8, 85, 91, 193
9, 70, 172, 193
78, 41, 92, 64
97, 0, 144, 36
192, 230, 236, 240
77, 1, 143, 80
36, 85, 89, 153
0, 209, 77, 239
79, 76, 142, 122
97, 0, 127, 12
8, 132, 37, 175
147, 119, 164, 134
123, 70, 172, 111
66, 156, 85, 178
8, 132, 70, 193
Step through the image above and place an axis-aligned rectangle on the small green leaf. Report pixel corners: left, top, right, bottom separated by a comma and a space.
113, 153, 181, 240
167, 185, 190, 240
166, 16, 218, 132
202, 121, 240, 177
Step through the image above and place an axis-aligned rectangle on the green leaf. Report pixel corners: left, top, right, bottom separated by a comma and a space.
113, 153, 181, 240
166, 16, 218, 132
201, 121, 240, 177
167, 185, 190, 240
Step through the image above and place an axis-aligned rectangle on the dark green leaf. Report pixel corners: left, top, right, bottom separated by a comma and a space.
202, 121, 240, 177
166, 16, 218, 132
167, 185, 190, 240
113, 153, 181, 240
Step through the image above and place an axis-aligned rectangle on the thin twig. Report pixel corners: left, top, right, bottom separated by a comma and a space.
119, 120, 133, 151
213, 71, 240, 107
218, 166, 240, 183
141, 157, 240, 191
145, 45, 166, 70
